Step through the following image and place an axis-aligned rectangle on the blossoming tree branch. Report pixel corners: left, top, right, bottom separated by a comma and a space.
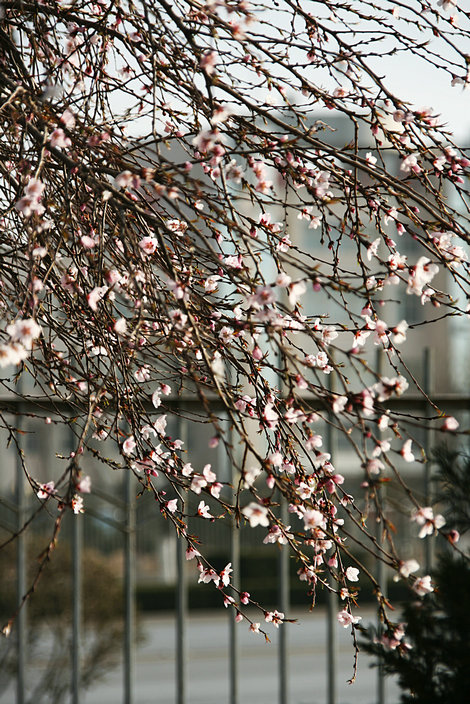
0, 0, 469, 661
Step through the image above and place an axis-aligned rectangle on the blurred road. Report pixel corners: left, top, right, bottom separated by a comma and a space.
2, 607, 399, 704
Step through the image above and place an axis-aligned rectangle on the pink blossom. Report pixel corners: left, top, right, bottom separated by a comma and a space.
303, 509, 325, 531
437, 0, 457, 12
6, 318, 42, 345
337, 609, 362, 628
166, 219, 188, 234
49, 128, 71, 149
198, 567, 219, 585
210, 482, 223, 498
380, 624, 411, 650
322, 326, 338, 345
122, 435, 136, 455
393, 110, 405, 123
247, 285, 275, 309
185, 546, 200, 560
392, 320, 408, 345
220, 563, 233, 587
407, 257, 439, 297
288, 280, 306, 307
441, 416, 459, 431
306, 434, 323, 450
211, 105, 231, 124
197, 500, 213, 518
204, 275, 221, 293
263, 402, 279, 429
37, 481, 56, 499
235, 395, 252, 413
182, 463, 193, 477
367, 458, 384, 474
401, 154, 421, 174
151, 389, 162, 408
71, 495, 84, 514
114, 318, 127, 335
276, 235, 291, 252
372, 438, 390, 458
346, 567, 359, 582
202, 464, 217, 483
332, 395, 347, 414
191, 475, 207, 494
80, 235, 96, 249
265, 609, 284, 627
243, 466, 261, 488
77, 475, 91, 493
219, 326, 234, 344
242, 502, 270, 528
200, 50, 218, 75
401, 439, 415, 462
87, 285, 108, 311
413, 575, 433, 596
263, 525, 292, 545
135, 366, 151, 382
23, 178, 44, 200
283, 407, 303, 424
411, 506, 446, 538
166, 499, 178, 513
224, 254, 243, 269
309, 215, 322, 229
275, 272, 291, 287
193, 129, 218, 153
384, 207, 398, 226
297, 565, 316, 584
367, 237, 380, 261
399, 559, 419, 578
154, 415, 167, 435
115, 171, 140, 189
0, 341, 32, 367
60, 109, 76, 129
139, 237, 158, 255
15, 178, 46, 217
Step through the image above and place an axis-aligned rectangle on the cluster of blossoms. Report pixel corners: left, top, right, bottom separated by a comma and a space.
411, 507, 446, 539
0, 0, 468, 659
0, 318, 42, 367
15, 178, 45, 218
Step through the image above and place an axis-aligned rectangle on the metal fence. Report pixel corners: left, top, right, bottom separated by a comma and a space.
1, 352, 469, 704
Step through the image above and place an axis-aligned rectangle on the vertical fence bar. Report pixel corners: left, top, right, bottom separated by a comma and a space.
327, 586, 337, 704
278, 497, 289, 704
423, 348, 433, 574
124, 468, 136, 704
72, 505, 82, 704
176, 415, 188, 704
227, 452, 240, 704
15, 404, 25, 704
376, 349, 386, 704
327, 381, 337, 704
228, 411, 240, 704
376, 518, 386, 704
